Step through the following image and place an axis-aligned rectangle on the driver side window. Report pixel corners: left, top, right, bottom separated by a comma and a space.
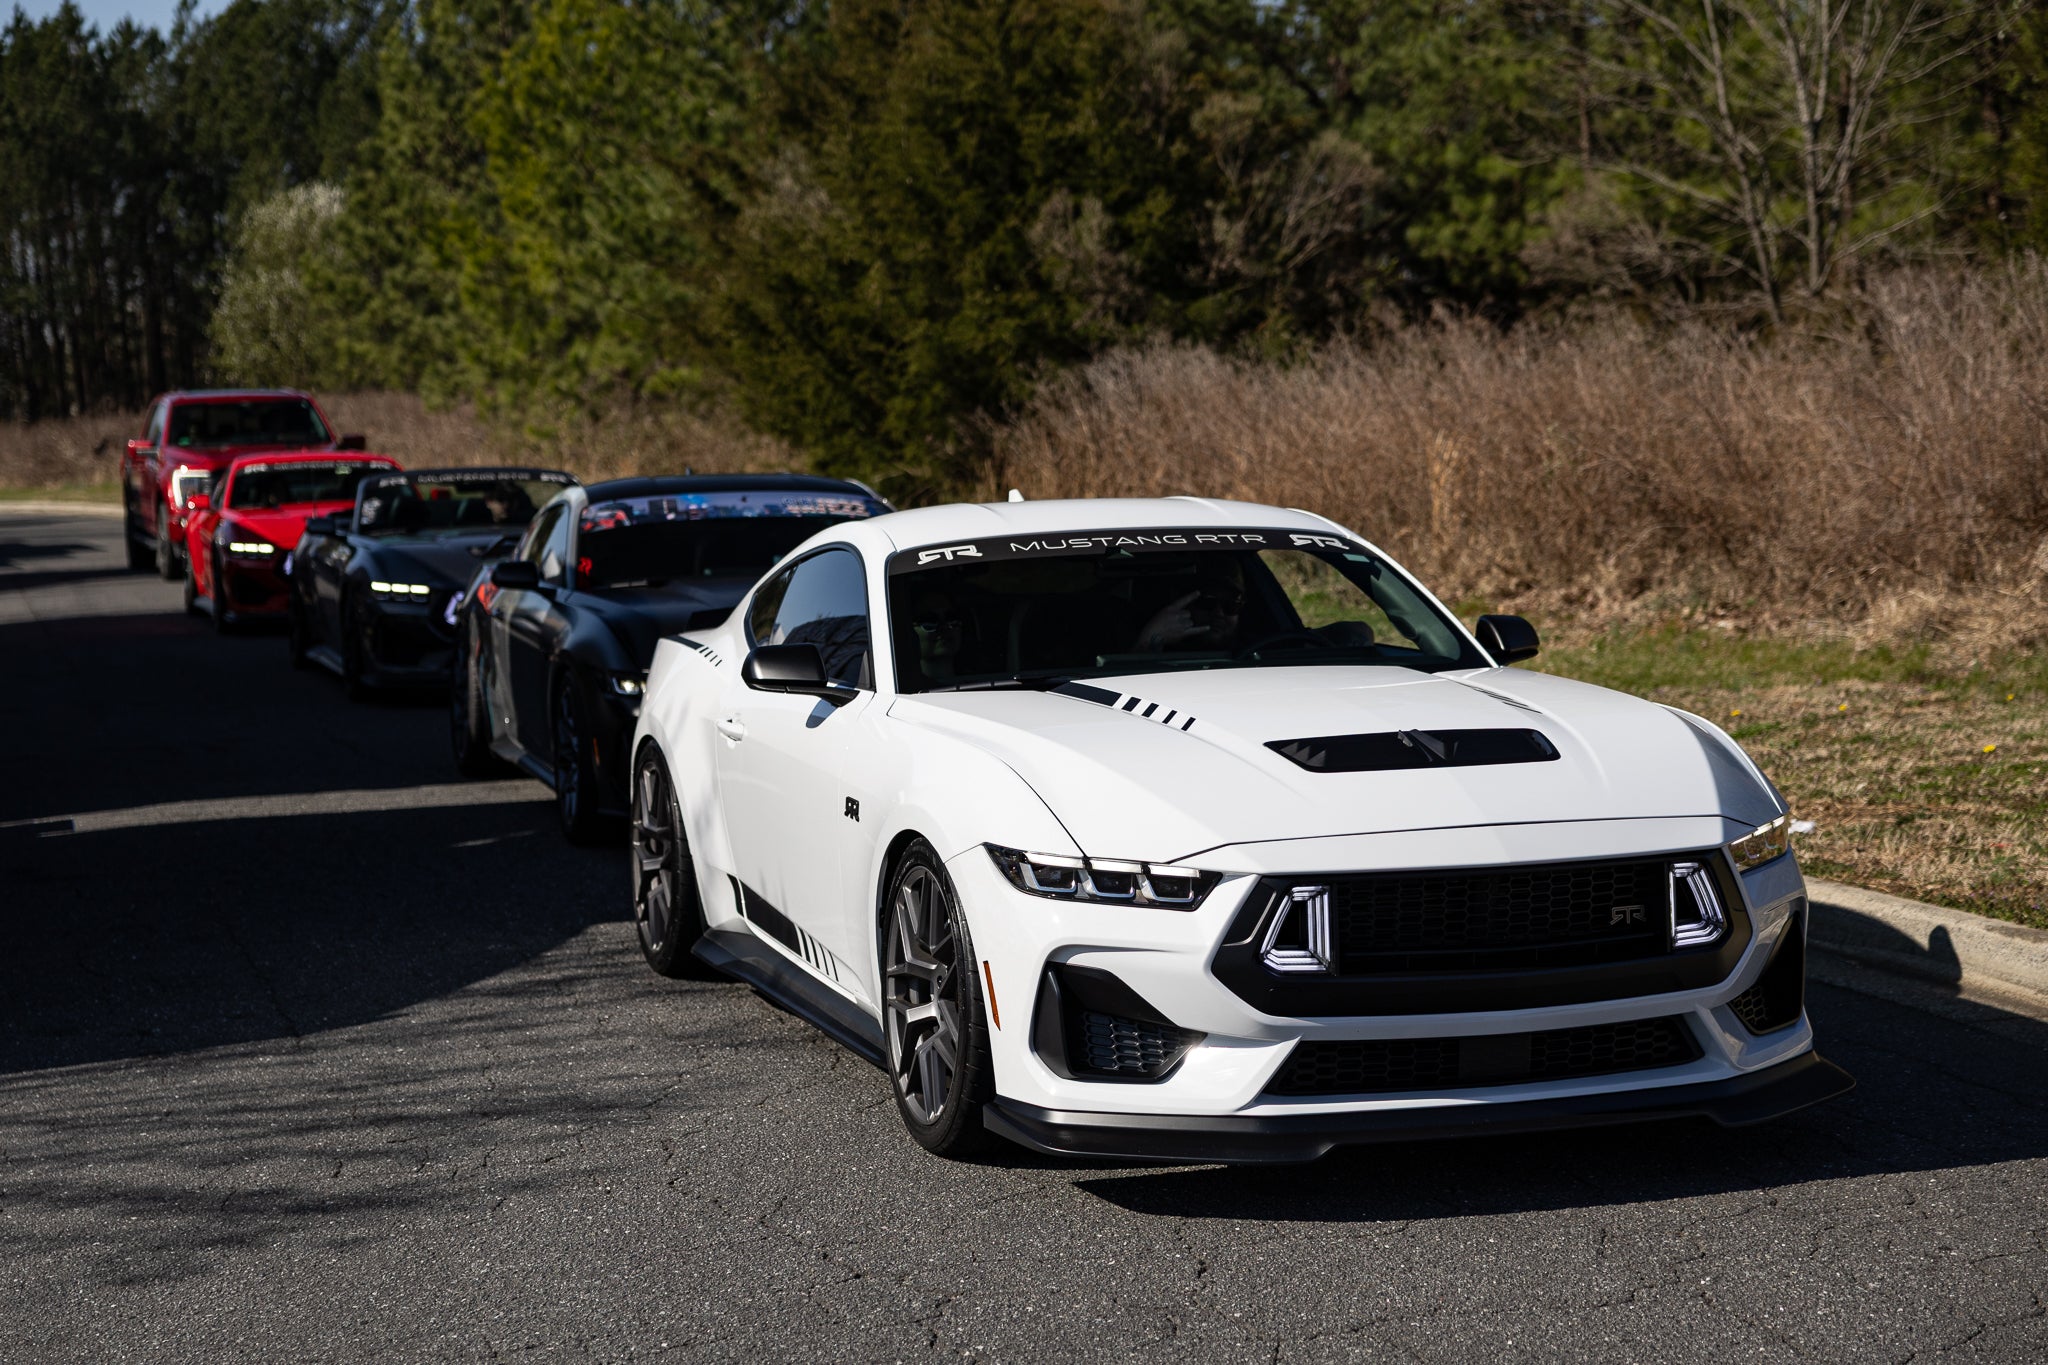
751, 548, 871, 688
518, 504, 564, 575
145, 402, 165, 446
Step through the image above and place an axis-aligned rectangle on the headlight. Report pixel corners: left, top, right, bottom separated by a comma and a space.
607, 673, 647, 697
985, 844, 1220, 909
1728, 813, 1793, 872
227, 541, 277, 557
369, 580, 433, 600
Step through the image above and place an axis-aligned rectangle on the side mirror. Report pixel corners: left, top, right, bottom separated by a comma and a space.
742, 644, 850, 699
126, 438, 152, 459
304, 516, 336, 537
1476, 614, 1540, 664
336, 433, 368, 451
491, 560, 541, 590
185, 492, 210, 512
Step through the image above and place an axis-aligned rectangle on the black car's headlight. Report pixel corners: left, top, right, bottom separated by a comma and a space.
985, 845, 1220, 909
1728, 813, 1793, 872
369, 580, 433, 601
606, 673, 647, 698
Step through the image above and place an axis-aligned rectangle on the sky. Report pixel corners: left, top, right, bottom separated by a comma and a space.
10, 0, 228, 35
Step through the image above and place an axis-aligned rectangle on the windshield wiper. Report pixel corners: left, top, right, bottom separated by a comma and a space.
922, 674, 1071, 693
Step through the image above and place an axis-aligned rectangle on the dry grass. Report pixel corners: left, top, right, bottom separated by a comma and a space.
982, 264, 2048, 652
0, 392, 803, 498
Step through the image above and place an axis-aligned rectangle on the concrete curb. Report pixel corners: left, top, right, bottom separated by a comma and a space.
1807, 877, 2048, 1006
0, 500, 123, 518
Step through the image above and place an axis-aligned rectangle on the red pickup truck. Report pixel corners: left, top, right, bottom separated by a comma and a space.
120, 389, 366, 579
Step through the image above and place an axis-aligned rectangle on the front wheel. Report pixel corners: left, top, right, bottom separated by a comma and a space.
341, 591, 371, 701
286, 595, 311, 669
450, 616, 511, 777
124, 496, 153, 572
883, 841, 995, 1158
629, 747, 712, 978
551, 673, 614, 845
210, 552, 235, 634
156, 515, 181, 581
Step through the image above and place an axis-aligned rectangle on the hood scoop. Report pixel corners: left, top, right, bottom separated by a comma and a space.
1267, 728, 1559, 774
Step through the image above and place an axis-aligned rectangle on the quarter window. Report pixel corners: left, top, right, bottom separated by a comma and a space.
518, 504, 565, 572
751, 548, 871, 687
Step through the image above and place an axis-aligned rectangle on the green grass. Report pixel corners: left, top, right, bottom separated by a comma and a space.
1529, 623, 2047, 929
0, 480, 120, 505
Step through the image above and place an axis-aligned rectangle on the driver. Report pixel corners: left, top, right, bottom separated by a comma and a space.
483, 485, 537, 525
1135, 559, 1246, 652
908, 588, 968, 684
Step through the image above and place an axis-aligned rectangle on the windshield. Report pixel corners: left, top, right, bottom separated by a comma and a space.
228, 461, 389, 510
886, 527, 1485, 692
357, 472, 571, 536
170, 399, 329, 450
576, 490, 887, 590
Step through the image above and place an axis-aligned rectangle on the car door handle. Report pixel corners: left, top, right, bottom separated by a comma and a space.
716, 717, 747, 742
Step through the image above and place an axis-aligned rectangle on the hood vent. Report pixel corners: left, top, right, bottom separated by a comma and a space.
1266, 728, 1559, 773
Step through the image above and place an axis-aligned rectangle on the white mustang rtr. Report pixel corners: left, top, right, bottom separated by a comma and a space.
627, 497, 1850, 1161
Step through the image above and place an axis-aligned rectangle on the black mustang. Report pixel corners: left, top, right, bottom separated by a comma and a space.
449, 473, 892, 842
287, 466, 577, 698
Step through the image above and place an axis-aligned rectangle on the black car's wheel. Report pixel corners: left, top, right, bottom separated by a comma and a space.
210, 552, 235, 634
552, 673, 613, 844
450, 616, 510, 777
156, 515, 181, 581
286, 595, 311, 669
630, 747, 712, 978
882, 840, 995, 1158
341, 590, 371, 701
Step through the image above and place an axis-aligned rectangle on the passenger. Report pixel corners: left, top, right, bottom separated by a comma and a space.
1135, 559, 1247, 651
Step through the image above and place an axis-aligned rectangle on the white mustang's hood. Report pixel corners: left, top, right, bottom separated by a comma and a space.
891, 666, 1779, 865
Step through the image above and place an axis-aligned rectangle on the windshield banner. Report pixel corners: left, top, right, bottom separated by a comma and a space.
886, 527, 1366, 574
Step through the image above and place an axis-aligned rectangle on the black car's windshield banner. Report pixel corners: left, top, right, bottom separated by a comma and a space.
361, 468, 574, 490
886, 527, 1366, 575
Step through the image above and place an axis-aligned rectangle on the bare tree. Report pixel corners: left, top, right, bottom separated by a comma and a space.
1582, 0, 2010, 319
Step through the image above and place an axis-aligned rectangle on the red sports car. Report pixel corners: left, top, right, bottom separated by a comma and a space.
120, 389, 368, 581
184, 452, 400, 631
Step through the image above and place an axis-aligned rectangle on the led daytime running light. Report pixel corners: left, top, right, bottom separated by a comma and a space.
1728, 814, 1793, 872
607, 674, 647, 697
984, 844, 1219, 909
369, 580, 433, 599
227, 541, 277, 556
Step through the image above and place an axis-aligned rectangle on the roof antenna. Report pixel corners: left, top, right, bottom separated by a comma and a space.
1006, 488, 1026, 503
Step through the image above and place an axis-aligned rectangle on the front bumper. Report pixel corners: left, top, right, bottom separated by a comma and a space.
950, 817, 1838, 1144
984, 1049, 1854, 1163
361, 597, 459, 686
218, 559, 289, 618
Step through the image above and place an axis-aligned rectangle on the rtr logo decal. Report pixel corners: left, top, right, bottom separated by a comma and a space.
1610, 905, 1647, 925
1290, 534, 1348, 549
916, 544, 984, 565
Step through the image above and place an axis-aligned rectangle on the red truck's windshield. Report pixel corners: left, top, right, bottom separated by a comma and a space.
170, 399, 329, 450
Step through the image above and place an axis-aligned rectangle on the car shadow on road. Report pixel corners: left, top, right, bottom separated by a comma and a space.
0, 799, 615, 1075
1070, 980, 2048, 1220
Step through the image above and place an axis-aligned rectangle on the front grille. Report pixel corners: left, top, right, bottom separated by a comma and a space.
1077, 1011, 1198, 1078
1265, 1016, 1701, 1095
1327, 858, 1675, 973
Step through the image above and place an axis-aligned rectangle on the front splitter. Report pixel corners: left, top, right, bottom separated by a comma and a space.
982, 1050, 1854, 1164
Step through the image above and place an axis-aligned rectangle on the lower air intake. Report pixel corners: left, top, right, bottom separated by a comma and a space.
1265, 1016, 1701, 1096
1078, 1011, 1200, 1078
1728, 905, 1806, 1035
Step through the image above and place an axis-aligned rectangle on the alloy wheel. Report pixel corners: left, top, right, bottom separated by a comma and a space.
884, 866, 965, 1127
631, 757, 685, 956
553, 682, 582, 825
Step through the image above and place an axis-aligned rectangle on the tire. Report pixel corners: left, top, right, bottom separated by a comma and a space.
450, 616, 510, 777
156, 513, 181, 581
629, 747, 714, 978
210, 552, 235, 634
882, 840, 996, 1159
124, 498, 153, 572
551, 672, 614, 845
182, 560, 201, 617
286, 595, 311, 669
341, 591, 371, 702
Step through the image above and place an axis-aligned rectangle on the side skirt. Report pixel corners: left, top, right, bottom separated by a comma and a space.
692, 927, 886, 1068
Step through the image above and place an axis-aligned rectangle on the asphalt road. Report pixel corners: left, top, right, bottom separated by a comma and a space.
3, 507, 2045, 1364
